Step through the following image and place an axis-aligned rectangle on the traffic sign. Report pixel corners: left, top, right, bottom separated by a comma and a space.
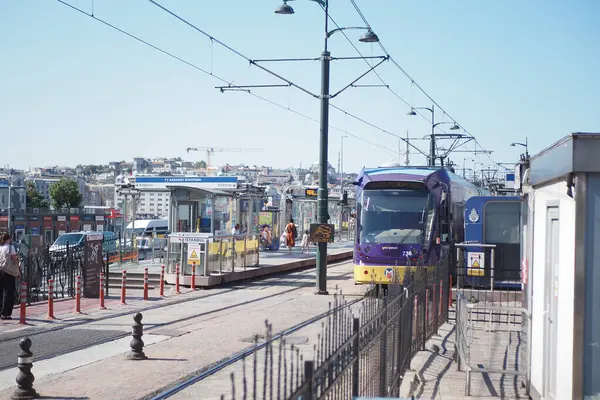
187, 244, 201, 265
467, 252, 485, 276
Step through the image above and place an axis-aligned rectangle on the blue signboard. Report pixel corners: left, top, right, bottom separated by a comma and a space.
134, 176, 237, 190
0, 180, 8, 187
505, 173, 515, 182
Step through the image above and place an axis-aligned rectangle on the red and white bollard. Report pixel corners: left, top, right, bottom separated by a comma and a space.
74, 275, 82, 314
143, 268, 149, 301
159, 265, 165, 297
175, 264, 181, 294
47, 279, 55, 320
191, 262, 196, 291
120, 270, 127, 305
99, 272, 107, 310
19, 282, 27, 325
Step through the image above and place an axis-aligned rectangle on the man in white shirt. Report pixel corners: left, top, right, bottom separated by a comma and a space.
231, 224, 240, 237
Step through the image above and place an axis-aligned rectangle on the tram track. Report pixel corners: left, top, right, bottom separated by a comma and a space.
145, 295, 365, 400
0, 260, 354, 371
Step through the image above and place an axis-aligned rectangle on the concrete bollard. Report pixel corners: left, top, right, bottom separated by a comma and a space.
11, 337, 38, 399
126, 313, 147, 360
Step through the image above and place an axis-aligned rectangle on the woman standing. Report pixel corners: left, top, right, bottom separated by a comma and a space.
0, 234, 20, 320
285, 218, 297, 253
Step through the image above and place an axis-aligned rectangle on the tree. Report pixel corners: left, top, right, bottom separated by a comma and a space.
49, 178, 83, 208
26, 181, 49, 208
198, 160, 207, 169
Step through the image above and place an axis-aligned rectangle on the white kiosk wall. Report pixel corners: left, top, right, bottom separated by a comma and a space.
584, 174, 600, 398
529, 179, 576, 400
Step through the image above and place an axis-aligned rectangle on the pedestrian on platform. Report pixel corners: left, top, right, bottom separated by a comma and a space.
231, 223, 241, 237
285, 218, 297, 253
0, 233, 20, 320
300, 230, 310, 254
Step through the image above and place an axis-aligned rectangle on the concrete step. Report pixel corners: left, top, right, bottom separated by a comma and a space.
108, 272, 161, 290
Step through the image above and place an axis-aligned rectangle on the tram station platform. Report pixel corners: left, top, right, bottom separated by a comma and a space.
108, 242, 354, 288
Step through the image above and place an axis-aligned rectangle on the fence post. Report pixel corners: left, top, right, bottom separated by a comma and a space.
379, 296, 388, 397
422, 288, 428, 351
175, 264, 181, 294
304, 360, 314, 400
46, 279, 55, 320
231, 238, 235, 272
352, 317, 360, 398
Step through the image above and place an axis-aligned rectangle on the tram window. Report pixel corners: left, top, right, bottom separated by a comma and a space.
484, 202, 520, 244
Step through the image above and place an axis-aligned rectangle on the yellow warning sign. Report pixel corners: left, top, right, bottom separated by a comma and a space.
467, 252, 485, 276
187, 244, 201, 265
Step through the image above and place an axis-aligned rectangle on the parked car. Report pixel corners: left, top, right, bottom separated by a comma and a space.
49, 231, 118, 260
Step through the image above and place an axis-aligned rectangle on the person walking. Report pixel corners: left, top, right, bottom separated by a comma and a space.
300, 230, 310, 254
285, 218, 297, 253
0, 234, 20, 320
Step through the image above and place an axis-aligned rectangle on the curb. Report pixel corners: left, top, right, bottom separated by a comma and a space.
165, 251, 354, 287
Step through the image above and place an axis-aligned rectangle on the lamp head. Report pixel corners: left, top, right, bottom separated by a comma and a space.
407, 108, 417, 116
275, 2, 295, 14
359, 29, 379, 43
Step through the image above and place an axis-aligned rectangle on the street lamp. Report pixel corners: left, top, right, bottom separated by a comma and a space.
510, 138, 529, 158
407, 106, 459, 166
275, 0, 379, 295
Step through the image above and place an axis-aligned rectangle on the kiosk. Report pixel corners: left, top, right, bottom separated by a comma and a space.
522, 132, 600, 400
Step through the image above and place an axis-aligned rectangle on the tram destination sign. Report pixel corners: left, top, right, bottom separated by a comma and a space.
310, 223, 335, 243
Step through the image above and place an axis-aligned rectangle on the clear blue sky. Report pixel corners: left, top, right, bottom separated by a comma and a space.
1, 0, 599, 175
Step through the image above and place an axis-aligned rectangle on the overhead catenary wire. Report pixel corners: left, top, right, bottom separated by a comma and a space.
55, 0, 398, 156
347, 0, 500, 168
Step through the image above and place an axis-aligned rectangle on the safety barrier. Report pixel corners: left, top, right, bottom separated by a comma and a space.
455, 291, 530, 396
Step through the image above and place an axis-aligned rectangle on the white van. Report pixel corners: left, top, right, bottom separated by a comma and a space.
125, 219, 169, 238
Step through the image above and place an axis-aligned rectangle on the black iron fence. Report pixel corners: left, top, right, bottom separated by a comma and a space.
18, 243, 82, 304
15, 234, 120, 305
220, 246, 451, 400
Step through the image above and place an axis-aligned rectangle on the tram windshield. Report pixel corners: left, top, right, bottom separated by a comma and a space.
359, 188, 434, 244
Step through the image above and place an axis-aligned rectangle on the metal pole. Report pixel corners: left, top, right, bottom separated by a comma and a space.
316, 1, 330, 295
7, 179, 11, 237
429, 104, 436, 167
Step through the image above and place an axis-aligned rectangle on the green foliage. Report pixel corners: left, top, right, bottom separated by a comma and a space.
49, 178, 83, 208
78, 164, 106, 176
25, 181, 49, 208
198, 160, 207, 169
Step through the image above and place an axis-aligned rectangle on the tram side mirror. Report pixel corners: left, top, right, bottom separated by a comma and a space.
441, 191, 448, 204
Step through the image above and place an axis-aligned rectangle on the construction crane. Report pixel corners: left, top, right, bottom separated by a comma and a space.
185, 147, 264, 169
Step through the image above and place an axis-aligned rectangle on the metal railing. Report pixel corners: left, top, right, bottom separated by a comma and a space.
455, 291, 530, 396
18, 244, 82, 304
218, 246, 451, 399
165, 234, 260, 276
